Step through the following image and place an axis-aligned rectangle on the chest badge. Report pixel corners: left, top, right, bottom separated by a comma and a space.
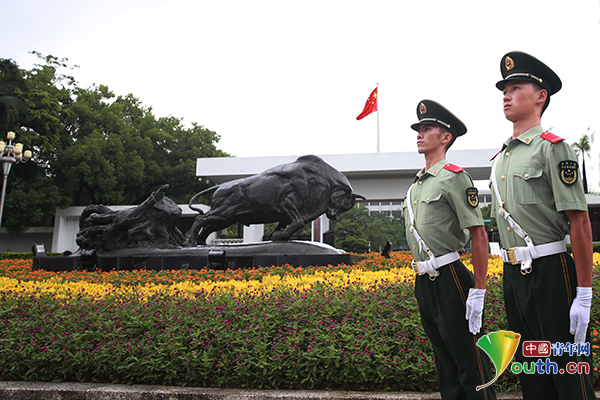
558, 160, 578, 186
466, 187, 479, 207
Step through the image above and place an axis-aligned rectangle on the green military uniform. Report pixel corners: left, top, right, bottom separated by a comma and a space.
491, 127, 595, 399
405, 159, 482, 262
492, 51, 595, 400
404, 100, 496, 400
491, 126, 587, 248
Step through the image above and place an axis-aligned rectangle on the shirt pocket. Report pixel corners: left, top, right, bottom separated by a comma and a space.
419, 191, 444, 224
513, 166, 544, 205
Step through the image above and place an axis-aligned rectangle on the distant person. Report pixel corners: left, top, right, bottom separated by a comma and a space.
490, 51, 595, 399
403, 100, 495, 399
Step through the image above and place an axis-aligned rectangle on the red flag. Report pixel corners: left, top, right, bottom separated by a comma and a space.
356, 87, 377, 120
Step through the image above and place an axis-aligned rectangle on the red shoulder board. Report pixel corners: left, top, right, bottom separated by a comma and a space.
540, 132, 565, 143
443, 163, 464, 173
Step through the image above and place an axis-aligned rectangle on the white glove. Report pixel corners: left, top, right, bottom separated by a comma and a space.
465, 288, 486, 335
570, 287, 592, 343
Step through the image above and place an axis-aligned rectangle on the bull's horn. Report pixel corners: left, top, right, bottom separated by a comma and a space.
353, 193, 366, 200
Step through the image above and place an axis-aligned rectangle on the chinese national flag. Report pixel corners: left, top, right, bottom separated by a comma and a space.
356, 87, 377, 120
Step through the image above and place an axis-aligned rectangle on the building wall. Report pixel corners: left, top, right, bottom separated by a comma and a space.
0, 227, 54, 253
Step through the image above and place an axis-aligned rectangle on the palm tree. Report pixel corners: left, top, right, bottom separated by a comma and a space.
572, 131, 592, 194
0, 59, 28, 133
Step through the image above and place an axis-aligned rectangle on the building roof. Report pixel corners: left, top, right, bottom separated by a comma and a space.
195, 149, 499, 184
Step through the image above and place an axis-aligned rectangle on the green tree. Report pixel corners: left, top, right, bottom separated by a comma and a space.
332, 204, 406, 253
1, 54, 72, 233
572, 132, 592, 194
1, 53, 229, 233
263, 222, 311, 241
52, 85, 228, 206
364, 210, 406, 252
334, 219, 369, 253
0, 58, 28, 133
340, 234, 369, 253
481, 204, 499, 243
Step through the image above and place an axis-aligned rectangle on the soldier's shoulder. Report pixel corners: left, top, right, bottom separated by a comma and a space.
539, 131, 565, 143
443, 163, 464, 173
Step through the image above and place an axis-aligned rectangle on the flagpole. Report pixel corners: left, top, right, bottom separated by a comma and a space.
376, 82, 380, 153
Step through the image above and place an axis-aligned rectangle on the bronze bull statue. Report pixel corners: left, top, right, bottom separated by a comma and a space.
185, 155, 365, 246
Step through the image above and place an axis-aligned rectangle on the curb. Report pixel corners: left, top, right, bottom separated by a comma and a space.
0, 381, 534, 400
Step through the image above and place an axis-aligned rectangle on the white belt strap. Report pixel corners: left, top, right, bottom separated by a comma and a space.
491, 157, 566, 273
406, 184, 451, 279
500, 240, 566, 265
411, 251, 460, 278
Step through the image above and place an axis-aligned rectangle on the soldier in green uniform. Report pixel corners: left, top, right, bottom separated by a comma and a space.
404, 100, 496, 400
491, 51, 595, 399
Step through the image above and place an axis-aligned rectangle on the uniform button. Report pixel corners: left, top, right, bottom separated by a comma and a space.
418, 181, 422, 184
524, 173, 529, 178
426, 198, 430, 202
507, 227, 511, 232
413, 245, 417, 249
505, 152, 510, 156
413, 201, 417, 205
502, 201, 506, 206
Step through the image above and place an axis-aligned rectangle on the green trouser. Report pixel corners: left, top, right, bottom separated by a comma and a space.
415, 260, 497, 400
503, 252, 595, 400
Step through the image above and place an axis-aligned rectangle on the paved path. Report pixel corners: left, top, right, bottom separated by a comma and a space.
0, 381, 534, 400
2, 381, 599, 400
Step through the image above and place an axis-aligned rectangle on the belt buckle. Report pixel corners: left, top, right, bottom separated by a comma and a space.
429, 269, 439, 281
507, 248, 518, 265
521, 260, 533, 275
411, 260, 421, 275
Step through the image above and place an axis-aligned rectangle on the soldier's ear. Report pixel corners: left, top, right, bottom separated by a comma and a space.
536, 88, 548, 105
441, 131, 453, 145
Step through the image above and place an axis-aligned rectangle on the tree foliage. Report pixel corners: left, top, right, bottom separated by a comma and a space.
331, 204, 406, 253
572, 132, 593, 194
0, 58, 29, 133
1, 53, 229, 233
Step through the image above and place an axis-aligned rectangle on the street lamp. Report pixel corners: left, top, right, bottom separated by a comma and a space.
0, 131, 32, 228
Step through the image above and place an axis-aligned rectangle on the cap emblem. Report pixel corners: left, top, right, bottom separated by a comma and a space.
419, 102, 427, 115
505, 56, 514, 71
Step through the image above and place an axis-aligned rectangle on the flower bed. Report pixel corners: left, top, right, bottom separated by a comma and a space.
0, 252, 598, 391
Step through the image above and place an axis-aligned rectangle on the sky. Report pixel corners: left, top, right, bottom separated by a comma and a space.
2, 0, 600, 190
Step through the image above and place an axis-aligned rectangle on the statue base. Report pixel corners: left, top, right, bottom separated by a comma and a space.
33, 241, 361, 271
